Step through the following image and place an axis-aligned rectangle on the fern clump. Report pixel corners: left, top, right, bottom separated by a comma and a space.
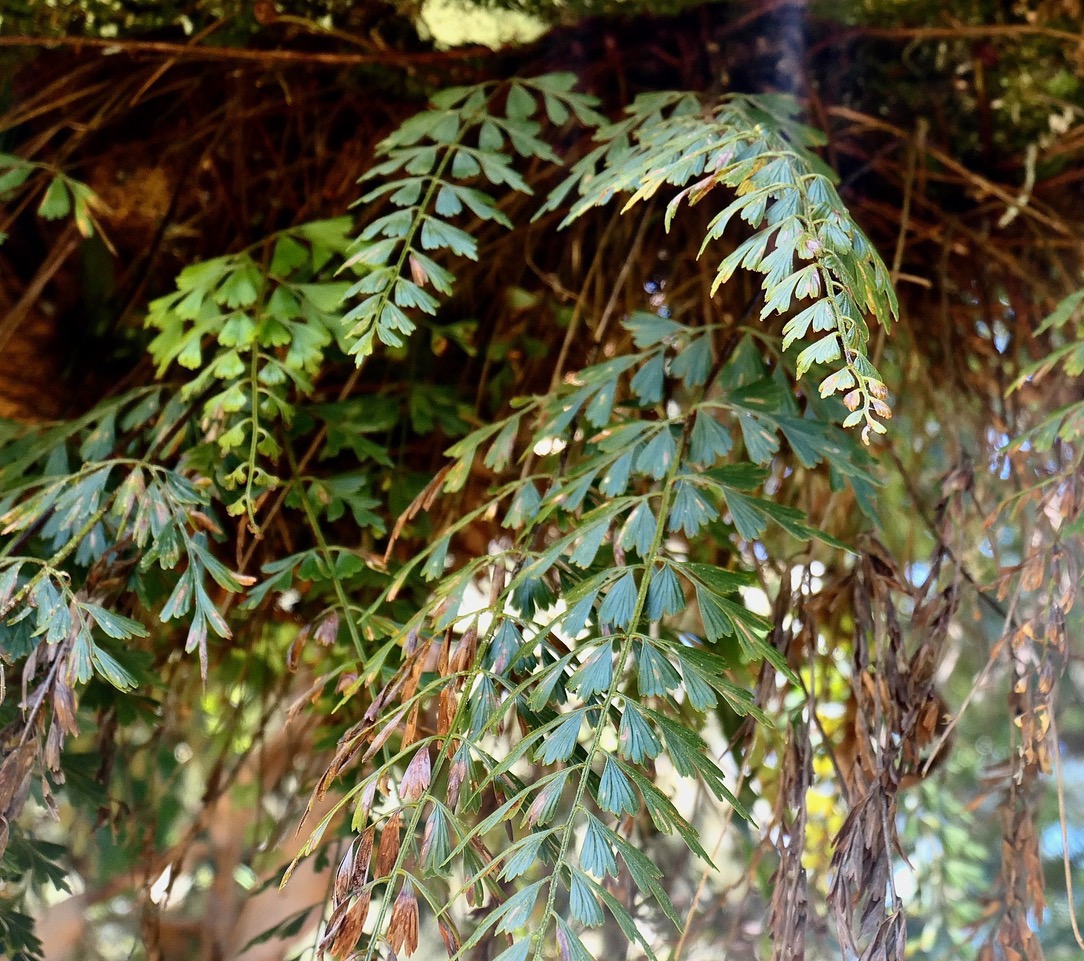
0, 72, 898, 960
271, 77, 896, 957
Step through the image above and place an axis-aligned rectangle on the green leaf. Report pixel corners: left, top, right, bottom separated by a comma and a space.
636, 642, 682, 697
737, 413, 779, 464
618, 702, 663, 764
689, 410, 733, 466
297, 282, 349, 313
782, 298, 836, 349
37, 176, 71, 219
1036, 287, 1084, 335
569, 643, 612, 698
160, 570, 194, 622
81, 603, 149, 640
478, 119, 504, 151
762, 264, 821, 316
671, 333, 713, 387
795, 334, 842, 377
597, 755, 638, 816
630, 353, 666, 405
0, 161, 31, 196
454, 185, 513, 227
694, 585, 735, 643
488, 618, 523, 675
421, 806, 452, 874
568, 520, 610, 568
584, 379, 617, 427
495, 879, 544, 934
537, 713, 582, 764
89, 643, 138, 690
217, 260, 261, 308
622, 312, 683, 347
721, 487, 768, 540
644, 708, 740, 807
645, 564, 684, 621
598, 571, 637, 628
580, 817, 621, 884
611, 831, 679, 925
494, 940, 532, 961
556, 917, 595, 961
525, 771, 570, 827
703, 462, 766, 490
561, 591, 598, 637
506, 84, 538, 119
667, 479, 719, 537
420, 217, 478, 259
619, 501, 656, 557
635, 427, 675, 480
503, 482, 541, 529
568, 870, 605, 927
599, 450, 634, 498
543, 92, 570, 125
501, 832, 550, 881
422, 535, 451, 581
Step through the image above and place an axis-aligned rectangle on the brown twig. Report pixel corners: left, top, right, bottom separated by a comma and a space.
828, 106, 1073, 236
0, 34, 490, 68
822, 22, 1084, 47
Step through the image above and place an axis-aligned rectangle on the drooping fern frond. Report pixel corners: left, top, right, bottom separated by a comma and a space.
342, 73, 604, 360
0, 388, 250, 679
0, 387, 254, 903
300, 306, 876, 958
552, 92, 898, 442
0, 152, 104, 240
145, 218, 355, 523
254, 72, 902, 960
344, 83, 896, 442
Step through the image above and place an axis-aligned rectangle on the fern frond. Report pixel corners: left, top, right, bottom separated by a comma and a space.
0, 152, 104, 238
307, 310, 868, 957
0, 390, 250, 681
145, 218, 354, 523
343, 75, 603, 359
552, 92, 897, 443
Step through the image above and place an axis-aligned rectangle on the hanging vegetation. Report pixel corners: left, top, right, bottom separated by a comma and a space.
0, 3, 1083, 961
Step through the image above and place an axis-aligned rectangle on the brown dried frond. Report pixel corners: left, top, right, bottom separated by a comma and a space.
376, 811, 403, 878
387, 882, 420, 956
399, 746, 432, 801
768, 722, 812, 961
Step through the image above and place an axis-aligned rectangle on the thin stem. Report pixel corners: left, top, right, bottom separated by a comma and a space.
0, 506, 107, 619
283, 441, 366, 663
532, 428, 686, 961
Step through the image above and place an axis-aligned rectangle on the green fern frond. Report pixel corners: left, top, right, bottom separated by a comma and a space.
343, 75, 604, 359
0, 152, 103, 238
551, 92, 897, 443
0, 390, 249, 681
145, 218, 353, 523
308, 310, 865, 957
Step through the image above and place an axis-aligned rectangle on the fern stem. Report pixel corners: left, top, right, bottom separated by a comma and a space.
0, 505, 107, 618
532, 429, 687, 960
283, 440, 367, 662
242, 345, 263, 533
